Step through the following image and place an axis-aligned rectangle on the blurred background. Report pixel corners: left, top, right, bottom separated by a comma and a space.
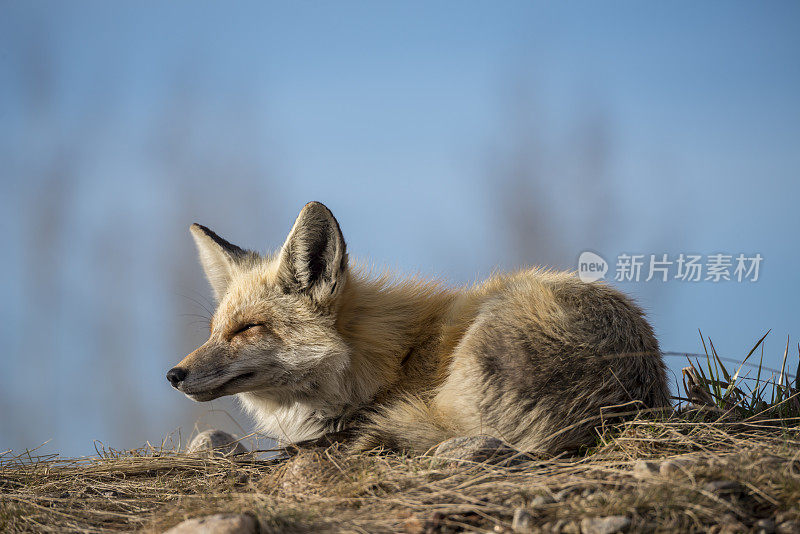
1, 1, 798, 457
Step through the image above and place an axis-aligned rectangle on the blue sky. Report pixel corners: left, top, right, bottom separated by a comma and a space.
1, 1, 799, 456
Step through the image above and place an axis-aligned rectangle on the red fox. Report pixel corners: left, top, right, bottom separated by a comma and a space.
167, 202, 669, 454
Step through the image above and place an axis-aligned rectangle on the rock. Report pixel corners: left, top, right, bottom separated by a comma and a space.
512, 508, 532, 533
403, 512, 444, 534
187, 430, 249, 457
708, 514, 746, 534
580, 516, 630, 534
164, 513, 258, 534
561, 520, 581, 534
402, 513, 424, 534
632, 460, 660, 479
433, 436, 525, 465
754, 518, 775, 534
280, 450, 325, 495
703, 480, 741, 494
280, 449, 353, 497
552, 489, 572, 502
530, 493, 556, 506
777, 520, 800, 534
659, 457, 697, 477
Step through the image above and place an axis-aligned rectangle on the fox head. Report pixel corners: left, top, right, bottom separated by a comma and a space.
167, 201, 351, 404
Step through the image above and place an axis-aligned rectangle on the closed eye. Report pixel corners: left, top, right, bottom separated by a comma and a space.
232, 323, 262, 336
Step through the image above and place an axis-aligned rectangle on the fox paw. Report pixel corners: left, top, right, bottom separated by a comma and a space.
433, 435, 532, 466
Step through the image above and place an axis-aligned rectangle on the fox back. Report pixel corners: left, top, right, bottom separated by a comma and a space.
167, 202, 670, 454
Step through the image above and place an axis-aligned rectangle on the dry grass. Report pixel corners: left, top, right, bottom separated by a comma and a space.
3, 334, 798, 532
2, 415, 800, 533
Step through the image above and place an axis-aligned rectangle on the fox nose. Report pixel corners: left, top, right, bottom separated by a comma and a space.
166, 367, 187, 387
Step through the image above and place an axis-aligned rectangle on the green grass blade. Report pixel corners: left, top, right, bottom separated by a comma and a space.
730, 330, 770, 386
779, 335, 790, 385
754, 340, 765, 400
710, 339, 731, 385
699, 332, 722, 402
778, 335, 790, 400
770, 374, 777, 404
795, 343, 799, 392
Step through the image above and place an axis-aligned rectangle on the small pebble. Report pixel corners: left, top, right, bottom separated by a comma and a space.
402, 514, 424, 534
187, 430, 249, 457
710, 513, 746, 534
530, 493, 556, 506
703, 480, 741, 494
163, 513, 258, 534
659, 457, 697, 476
777, 520, 800, 534
553, 489, 571, 502
632, 460, 660, 478
754, 518, 775, 534
511, 508, 532, 533
580, 515, 630, 534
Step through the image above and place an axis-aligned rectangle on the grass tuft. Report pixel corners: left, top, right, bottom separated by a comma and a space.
1, 335, 799, 533
680, 331, 800, 423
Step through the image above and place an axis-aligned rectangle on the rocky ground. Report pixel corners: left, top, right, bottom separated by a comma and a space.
1, 416, 799, 533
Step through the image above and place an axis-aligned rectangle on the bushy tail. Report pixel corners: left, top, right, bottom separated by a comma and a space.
351, 394, 458, 453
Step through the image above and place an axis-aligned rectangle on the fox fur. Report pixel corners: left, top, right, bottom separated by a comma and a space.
168, 201, 670, 455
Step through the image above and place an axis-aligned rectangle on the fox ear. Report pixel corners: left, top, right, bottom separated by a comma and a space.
190, 224, 251, 301
277, 201, 347, 305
